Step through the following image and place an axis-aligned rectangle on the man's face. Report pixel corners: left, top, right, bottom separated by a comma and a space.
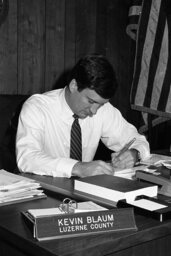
69, 81, 109, 119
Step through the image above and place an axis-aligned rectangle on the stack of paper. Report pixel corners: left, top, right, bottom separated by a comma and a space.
140, 153, 171, 166
0, 169, 46, 205
114, 154, 171, 180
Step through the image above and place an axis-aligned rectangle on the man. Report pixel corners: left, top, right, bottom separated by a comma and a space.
16, 54, 150, 178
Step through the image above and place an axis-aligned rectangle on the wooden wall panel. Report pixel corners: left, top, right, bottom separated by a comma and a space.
45, 0, 65, 91
0, 0, 17, 94
0, 0, 134, 117
75, 0, 97, 60
64, 0, 76, 72
95, 0, 107, 56
106, 0, 133, 117
17, 0, 45, 94
0, 0, 168, 153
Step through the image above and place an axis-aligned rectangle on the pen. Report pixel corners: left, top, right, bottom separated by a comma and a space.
117, 137, 136, 158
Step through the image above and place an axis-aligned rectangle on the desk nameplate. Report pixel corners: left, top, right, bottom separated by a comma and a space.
23, 207, 137, 241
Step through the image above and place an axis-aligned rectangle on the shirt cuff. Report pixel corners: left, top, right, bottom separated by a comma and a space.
132, 145, 150, 161
53, 158, 79, 178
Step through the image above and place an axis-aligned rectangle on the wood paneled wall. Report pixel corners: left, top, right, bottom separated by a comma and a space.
0, 0, 133, 117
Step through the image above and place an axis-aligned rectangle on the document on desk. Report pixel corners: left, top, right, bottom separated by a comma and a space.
117, 195, 171, 222
129, 199, 167, 211
140, 153, 171, 166
0, 169, 46, 205
0, 169, 36, 187
114, 154, 171, 181
114, 165, 148, 180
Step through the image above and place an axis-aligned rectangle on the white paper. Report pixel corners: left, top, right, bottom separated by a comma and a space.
0, 169, 45, 204
129, 199, 167, 211
75, 201, 107, 213
114, 165, 149, 180
0, 169, 35, 188
28, 208, 63, 217
140, 154, 171, 166
27, 201, 107, 217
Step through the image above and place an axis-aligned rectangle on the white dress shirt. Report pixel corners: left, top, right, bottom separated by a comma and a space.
16, 88, 150, 177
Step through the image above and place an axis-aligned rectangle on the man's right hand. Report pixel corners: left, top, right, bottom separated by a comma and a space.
71, 160, 114, 178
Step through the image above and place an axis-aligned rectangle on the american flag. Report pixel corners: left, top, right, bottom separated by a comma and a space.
130, 0, 171, 133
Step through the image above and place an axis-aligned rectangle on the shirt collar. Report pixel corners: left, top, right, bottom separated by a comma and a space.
61, 87, 74, 120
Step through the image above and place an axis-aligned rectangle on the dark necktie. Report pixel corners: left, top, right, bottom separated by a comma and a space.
70, 114, 82, 161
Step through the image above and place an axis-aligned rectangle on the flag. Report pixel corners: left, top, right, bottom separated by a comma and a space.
126, 0, 142, 41
130, 0, 171, 133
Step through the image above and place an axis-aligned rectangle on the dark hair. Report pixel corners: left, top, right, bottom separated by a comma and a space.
68, 54, 118, 99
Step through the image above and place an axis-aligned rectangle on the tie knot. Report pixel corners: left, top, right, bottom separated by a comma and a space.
73, 114, 79, 120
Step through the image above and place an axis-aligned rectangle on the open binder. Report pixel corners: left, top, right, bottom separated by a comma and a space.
22, 198, 138, 241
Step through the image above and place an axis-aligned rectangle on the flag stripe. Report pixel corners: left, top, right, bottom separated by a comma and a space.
130, 0, 171, 128
150, 22, 168, 111
143, 0, 166, 107
158, 12, 171, 111
131, 0, 152, 102
132, 0, 159, 107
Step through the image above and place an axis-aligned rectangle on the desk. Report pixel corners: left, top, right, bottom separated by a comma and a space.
1, 175, 171, 256
21, 173, 118, 208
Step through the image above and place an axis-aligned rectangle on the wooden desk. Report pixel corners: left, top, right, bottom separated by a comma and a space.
1, 174, 171, 256
21, 174, 118, 208
1, 192, 171, 256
